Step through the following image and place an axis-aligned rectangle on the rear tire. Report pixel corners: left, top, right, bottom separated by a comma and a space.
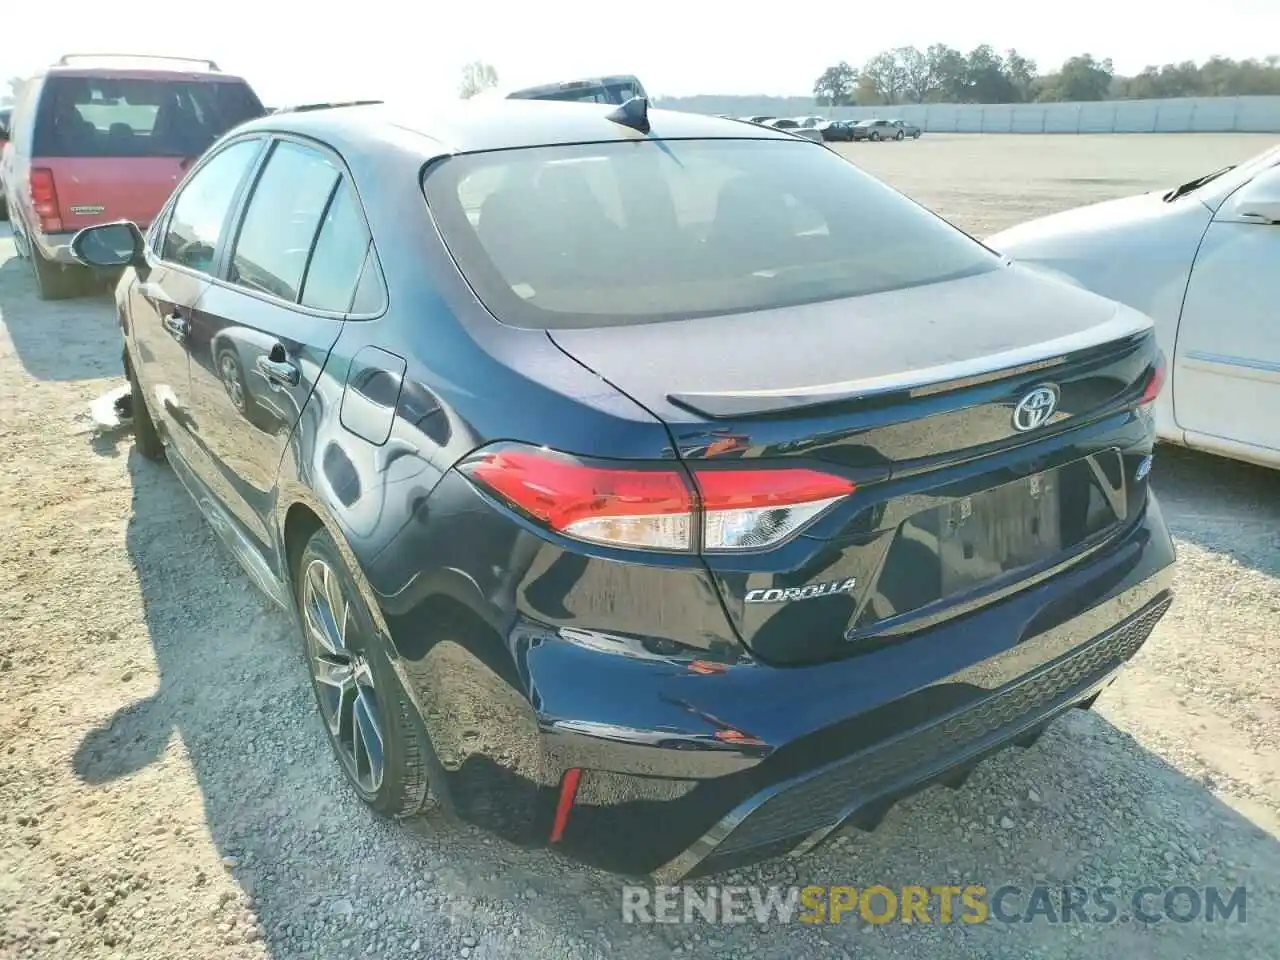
870, 131, 881, 142
126, 351, 165, 462
295, 529, 432, 819
30, 245, 86, 301
895, 130, 905, 140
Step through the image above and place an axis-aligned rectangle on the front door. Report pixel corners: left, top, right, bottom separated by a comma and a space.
130, 137, 265, 465
1173, 163, 1280, 456
186, 138, 370, 554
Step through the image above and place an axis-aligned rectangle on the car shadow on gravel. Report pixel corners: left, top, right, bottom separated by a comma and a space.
0, 256, 119, 382
1150, 444, 1280, 578
67, 443, 1280, 959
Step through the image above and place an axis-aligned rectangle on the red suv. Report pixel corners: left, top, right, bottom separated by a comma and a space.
0, 54, 265, 299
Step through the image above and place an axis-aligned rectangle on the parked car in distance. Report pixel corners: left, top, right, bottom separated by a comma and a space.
71, 98, 1174, 880
743, 115, 775, 125
850, 118, 902, 141
819, 119, 855, 142
795, 115, 826, 129
0, 53, 266, 300
888, 118, 922, 139
988, 143, 1280, 471
763, 118, 825, 142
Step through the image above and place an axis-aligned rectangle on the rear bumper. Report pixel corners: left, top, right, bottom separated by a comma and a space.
31, 230, 78, 264
655, 590, 1168, 880
418, 493, 1175, 877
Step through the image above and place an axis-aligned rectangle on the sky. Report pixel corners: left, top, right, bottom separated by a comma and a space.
5, 1, 1280, 104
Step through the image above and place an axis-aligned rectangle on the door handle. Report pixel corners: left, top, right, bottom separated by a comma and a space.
162, 312, 188, 340
256, 351, 300, 387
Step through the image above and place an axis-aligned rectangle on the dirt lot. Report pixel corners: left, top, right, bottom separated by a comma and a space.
2, 133, 1279, 960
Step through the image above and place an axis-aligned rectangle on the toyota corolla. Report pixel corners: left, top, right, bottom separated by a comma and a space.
70, 97, 1175, 880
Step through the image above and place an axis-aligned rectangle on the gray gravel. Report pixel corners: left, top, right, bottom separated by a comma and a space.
2, 134, 1279, 959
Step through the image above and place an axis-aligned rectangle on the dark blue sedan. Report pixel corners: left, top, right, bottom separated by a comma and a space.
71, 96, 1175, 880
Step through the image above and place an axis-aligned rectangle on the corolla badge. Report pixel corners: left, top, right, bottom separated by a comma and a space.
1011, 384, 1059, 432
744, 578, 857, 604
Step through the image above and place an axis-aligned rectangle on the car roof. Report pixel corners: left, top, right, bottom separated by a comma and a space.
33, 55, 249, 83
242, 99, 802, 155
44, 67, 251, 82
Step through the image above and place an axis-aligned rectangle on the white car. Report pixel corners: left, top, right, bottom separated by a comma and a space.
988, 144, 1280, 471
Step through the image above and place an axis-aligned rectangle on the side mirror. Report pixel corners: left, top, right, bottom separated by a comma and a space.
1230, 166, 1280, 224
1238, 198, 1280, 224
70, 221, 146, 268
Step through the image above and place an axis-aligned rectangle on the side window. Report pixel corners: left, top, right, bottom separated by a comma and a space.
162, 139, 262, 272
299, 181, 371, 311
349, 247, 387, 315
229, 140, 340, 302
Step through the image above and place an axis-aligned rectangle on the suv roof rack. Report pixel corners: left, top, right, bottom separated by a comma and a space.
276, 100, 384, 113
56, 53, 221, 71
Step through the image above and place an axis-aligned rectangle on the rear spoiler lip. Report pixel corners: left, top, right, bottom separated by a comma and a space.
666, 309, 1154, 420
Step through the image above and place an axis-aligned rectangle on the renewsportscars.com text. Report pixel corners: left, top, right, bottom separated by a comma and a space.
621, 884, 1247, 926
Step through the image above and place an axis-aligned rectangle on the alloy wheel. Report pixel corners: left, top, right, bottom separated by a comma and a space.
302, 558, 385, 794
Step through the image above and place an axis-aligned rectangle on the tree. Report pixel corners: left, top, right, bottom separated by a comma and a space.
965, 45, 1017, 103
3, 76, 24, 107
862, 50, 909, 105
459, 61, 499, 99
924, 44, 969, 102
813, 62, 858, 106
1002, 49, 1038, 102
802, 48, 1280, 110
897, 47, 933, 103
1038, 54, 1114, 101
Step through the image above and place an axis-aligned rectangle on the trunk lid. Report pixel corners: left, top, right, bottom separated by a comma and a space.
40, 156, 188, 228
548, 264, 1161, 664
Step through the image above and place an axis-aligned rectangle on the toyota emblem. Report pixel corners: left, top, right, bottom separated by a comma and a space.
1012, 385, 1059, 432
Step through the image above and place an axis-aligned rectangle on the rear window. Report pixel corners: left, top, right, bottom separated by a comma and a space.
423, 138, 998, 329
32, 75, 264, 158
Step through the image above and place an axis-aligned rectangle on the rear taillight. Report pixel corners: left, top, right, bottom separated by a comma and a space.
460, 448, 694, 551
1139, 353, 1166, 406
459, 446, 856, 553
696, 468, 856, 551
29, 167, 63, 233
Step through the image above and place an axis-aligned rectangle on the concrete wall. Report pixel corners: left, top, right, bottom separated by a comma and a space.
658, 95, 1280, 134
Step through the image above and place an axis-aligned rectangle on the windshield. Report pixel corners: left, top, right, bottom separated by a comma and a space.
423, 138, 999, 329
33, 75, 263, 158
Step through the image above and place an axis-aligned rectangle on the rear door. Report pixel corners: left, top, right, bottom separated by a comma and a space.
129, 136, 266, 467
184, 137, 360, 553
30, 72, 265, 230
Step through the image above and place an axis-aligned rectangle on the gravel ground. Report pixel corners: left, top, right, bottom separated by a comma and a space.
2, 133, 1279, 960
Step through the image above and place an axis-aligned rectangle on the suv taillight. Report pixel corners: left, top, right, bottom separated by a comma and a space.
458, 445, 856, 553
29, 167, 63, 233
